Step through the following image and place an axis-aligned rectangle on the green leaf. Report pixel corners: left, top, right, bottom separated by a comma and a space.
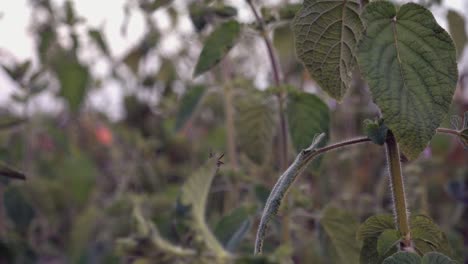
422, 252, 457, 264
364, 119, 389, 145
410, 215, 453, 257
357, 214, 395, 241
357, 214, 395, 264
447, 10, 467, 59
52, 51, 90, 112
235, 93, 277, 164
57, 151, 97, 207
320, 206, 361, 263
357, 2, 458, 160
193, 20, 241, 77
175, 85, 206, 131
214, 206, 252, 252
293, 0, 364, 100
278, 4, 301, 20
180, 157, 230, 257
383, 252, 421, 264
4, 186, 35, 233
88, 28, 109, 55
287, 92, 330, 152
69, 206, 100, 261
377, 230, 399, 257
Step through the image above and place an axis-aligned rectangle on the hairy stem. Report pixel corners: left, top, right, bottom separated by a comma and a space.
246, 0, 291, 243
436, 127, 461, 137
385, 131, 411, 247
255, 135, 371, 254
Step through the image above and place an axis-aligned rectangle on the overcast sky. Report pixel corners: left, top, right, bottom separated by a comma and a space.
0, 0, 467, 120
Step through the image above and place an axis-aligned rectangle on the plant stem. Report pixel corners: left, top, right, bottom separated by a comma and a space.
255, 134, 371, 254
246, 0, 290, 243
220, 60, 239, 171
385, 131, 411, 247
436, 127, 461, 137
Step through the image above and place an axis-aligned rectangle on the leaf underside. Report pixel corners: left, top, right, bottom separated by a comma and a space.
358, 2, 458, 160
293, 0, 363, 100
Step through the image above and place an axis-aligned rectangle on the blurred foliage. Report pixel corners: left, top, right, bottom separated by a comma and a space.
0, 0, 466, 263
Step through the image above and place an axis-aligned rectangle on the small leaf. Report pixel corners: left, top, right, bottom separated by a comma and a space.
193, 20, 241, 77
377, 230, 399, 257
139, 0, 173, 13
175, 85, 206, 131
364, 119, 388, 145
4, 186, 35, 233
410, 215, 453, 257
236, 93, 277, 164
278, 4, 301, 20
88, 28, 109, 55
358, 2, 458, 160
320, 206, 361, 263
212, 5, 237, 18
52, 51, 90, 112
357, 214, 394, 241
293, 0, 364, 100
422, 252, 457, 264
383, 252, 421, 264
287, 91, 330, 152
447, 10, 467, 59
180, 157, 230, 257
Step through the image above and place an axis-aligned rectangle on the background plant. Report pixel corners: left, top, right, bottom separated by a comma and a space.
0, 0, 466, 263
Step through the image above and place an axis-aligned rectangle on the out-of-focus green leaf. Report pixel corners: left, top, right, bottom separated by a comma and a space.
320, 206, 361, 264
193, 20, 241, 77
235, 93, 277, 164
139, 0, 173, 12
212, 5, 237, 18
175, 85, 205, 131
1, 60, 31, 82
4, 185, 35, 233
278, 4, 301, 20
88, 28, 109, 55
69, 206, 100, 261
447, 10, 467, 59
180, 157, 231, 258
364, 119, 388, 146
51, 51, 90, 112
57, 151, 96, 207
287, 91, 330, 152
214, 206, 252, 252
293, 0, 363, 100
358, 2, 458, 160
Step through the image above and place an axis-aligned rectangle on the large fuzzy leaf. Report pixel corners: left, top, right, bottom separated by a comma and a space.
358, 2, 458, 160
293, 0, 364, 100
383, 252, 456, 264
193, 20, 240, 77
320, 206, 361, 263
